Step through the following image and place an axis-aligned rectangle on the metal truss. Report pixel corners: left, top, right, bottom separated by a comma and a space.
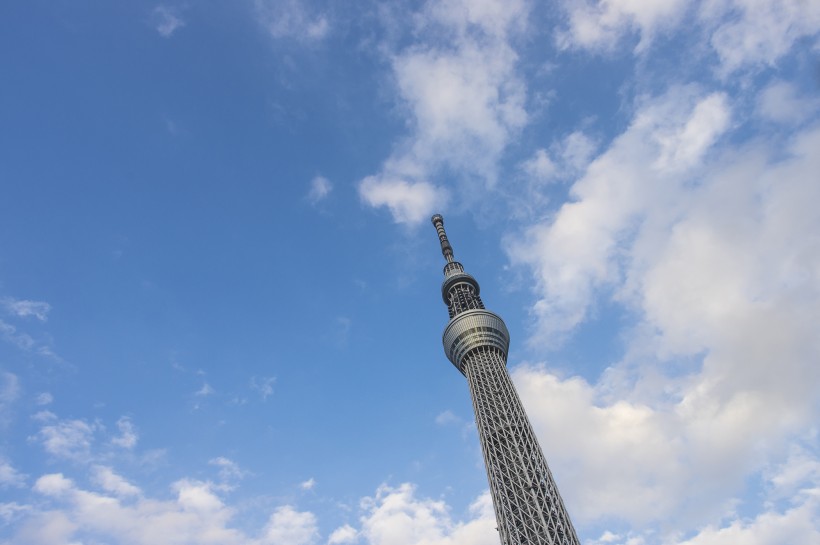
465, 346, 579, 545
432, 214, 580, 545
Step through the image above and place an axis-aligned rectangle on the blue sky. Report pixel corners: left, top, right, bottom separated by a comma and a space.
1, 1, 819, 544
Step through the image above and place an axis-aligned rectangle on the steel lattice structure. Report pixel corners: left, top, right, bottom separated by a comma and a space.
431, 215, 580, 545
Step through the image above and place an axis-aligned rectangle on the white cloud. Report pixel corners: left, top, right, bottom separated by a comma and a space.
671, 491, 820, 545
0, 320, 60, 360
1, 297, 51, 321
31, 410, 56, 422
653, 92, 730, 171
357, 484, 497, 545
33, 473, 74, 497
521, 149, 557, 182
261, 505, 319, 545
0, 458, 26, 488
308, 175, 333, 204
556, 0, 690, 52
300, 477, 316, 490
328, 523, 358, 544
255, 0, 330, 42
0, 371, 20, 427
209, 457, 247, 483
33, 418, 96, 461
111, 416, 138, 449
195, 382, 214, 396
251, 376, 276, 400
520, 131, 597, 185
34, 392, 53, 406
91, 466, 141, 498
0, 501, 30, 524
359, 0, 529, 224
509, 86, 733, 340
757, 80, 820, 125
153, 6, 185, 38
706, 0, 820, 75
18, 475, 251, 544
505, 82, 820, 534
359, 177, 447, 225
434, 410, 461, 426
556, 1, 820, 74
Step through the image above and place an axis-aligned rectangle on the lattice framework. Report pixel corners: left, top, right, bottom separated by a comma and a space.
431, 214, 580, 545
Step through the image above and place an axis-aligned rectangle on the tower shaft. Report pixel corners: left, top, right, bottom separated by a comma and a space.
431, 215, 579, 545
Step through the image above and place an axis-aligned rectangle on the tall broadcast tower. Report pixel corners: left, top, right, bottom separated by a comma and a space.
431, 214, 580, 545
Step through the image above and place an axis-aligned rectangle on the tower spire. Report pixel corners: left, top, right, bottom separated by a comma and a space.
430, 215, 580, 545
431, 214, 454, 262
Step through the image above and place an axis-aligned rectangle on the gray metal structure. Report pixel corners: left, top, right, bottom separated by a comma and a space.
431, 214, 580, 545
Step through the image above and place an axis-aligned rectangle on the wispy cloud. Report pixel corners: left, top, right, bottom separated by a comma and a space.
0, 458, 26, 488
32, 418, 97, 462
556, 0, 820, 76
255, 0, 329, 43
111, 416, 138, 449
209, 456, 247, 485
195, 383, 214, 397
1, 297, 51, 321
0, 318, 62, 361
299, 477, 316, 490
91, 465, 141, 497
0, 372, 20, 428
152, 5, 185, 38
250, 376, 275, 401
307, 175, 332, 204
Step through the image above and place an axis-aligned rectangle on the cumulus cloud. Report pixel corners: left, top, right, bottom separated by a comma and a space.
17, 475, 250, 544
357, 484, 497, 545
672, 491, 819, 545
359, 177, 447, 225
328, 523, 358, 544
505, 77, 820, 536
3, 474, 497, 545
300, 477, 316, 490
359, 0, 529, 224
509, 86, 733, 340
261, 505, 319, 545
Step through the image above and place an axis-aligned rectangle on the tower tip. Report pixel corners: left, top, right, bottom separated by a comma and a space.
431, 214, 453, 262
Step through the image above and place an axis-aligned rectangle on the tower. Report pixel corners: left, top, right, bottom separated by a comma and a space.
431, 214, 580, 545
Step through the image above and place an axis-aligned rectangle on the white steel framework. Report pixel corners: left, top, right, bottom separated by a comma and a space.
431, 214, 580, 545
